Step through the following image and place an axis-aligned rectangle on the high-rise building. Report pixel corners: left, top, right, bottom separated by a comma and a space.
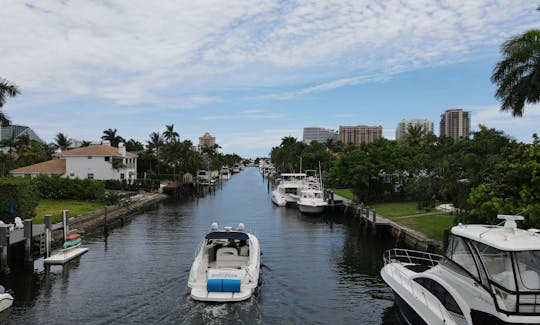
198, 132, 216, 151
338, 125, 383, 145
302, 126, 338, 144
440, 109, 470, 140
396, 119, 434, 140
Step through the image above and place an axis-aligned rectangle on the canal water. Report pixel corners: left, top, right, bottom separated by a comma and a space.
1, 167, 401, 324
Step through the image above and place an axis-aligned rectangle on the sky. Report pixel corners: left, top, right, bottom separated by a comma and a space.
1, 0, 539, 158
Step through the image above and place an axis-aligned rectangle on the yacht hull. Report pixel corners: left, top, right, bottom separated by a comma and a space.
298, 203, 325, 214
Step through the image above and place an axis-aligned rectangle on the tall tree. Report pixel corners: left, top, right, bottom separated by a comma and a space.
404, 125, 426, 147
101, 128, 125, 147
163, 124, 179, 143
54, 132, 72, 151
0, 78, 20, 126
491, 29, 540, 116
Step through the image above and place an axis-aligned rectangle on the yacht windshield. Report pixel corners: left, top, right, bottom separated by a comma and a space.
515, 251, 540, 291
474, 242, 515, 290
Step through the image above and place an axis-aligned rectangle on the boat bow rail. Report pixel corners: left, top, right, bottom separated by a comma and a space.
383, 248, 442, 267
382, 255, 458, 324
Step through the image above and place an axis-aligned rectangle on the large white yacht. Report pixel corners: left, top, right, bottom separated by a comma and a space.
381, 215, 540, 324
188, 223, 261, 302
271, 173, 307, 207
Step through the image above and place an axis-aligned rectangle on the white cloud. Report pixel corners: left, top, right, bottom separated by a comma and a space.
1, 1, 536, 105
469, 104, 540, 141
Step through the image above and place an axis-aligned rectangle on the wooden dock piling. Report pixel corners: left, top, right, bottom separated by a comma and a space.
24, 219, 33, 269
0, 226, 10, 273
44, 214, 52, 258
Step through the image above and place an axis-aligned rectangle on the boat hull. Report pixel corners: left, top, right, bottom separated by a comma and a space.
44, 247, 89, 265
0, 295, 13, 313
298, 203, 326, 214
190, 287, 254, 302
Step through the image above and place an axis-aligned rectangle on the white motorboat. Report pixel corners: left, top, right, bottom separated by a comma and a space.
220, 166, 231, 180
381, 215, 540, 325
197, 170, 210, 186
297, 188, 327, 214
188, 223, 261, 302
271, 173, 307, 207
232, 163, 240, 174
0, 286, 13, 312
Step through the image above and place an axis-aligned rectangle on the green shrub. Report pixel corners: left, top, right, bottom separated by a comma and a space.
33, 175, 105, 201
0, 177, 40, 222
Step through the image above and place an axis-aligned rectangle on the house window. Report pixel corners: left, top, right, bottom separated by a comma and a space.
120, 173, 125, 180
69, 173, 75, 177
88, 156, 92, 159
105, 156, 110, 161
87, 173, 94, 179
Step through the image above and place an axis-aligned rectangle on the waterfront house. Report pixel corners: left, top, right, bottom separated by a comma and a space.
10, 141, 137, 180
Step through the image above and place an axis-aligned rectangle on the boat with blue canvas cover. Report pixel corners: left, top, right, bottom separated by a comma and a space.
188, 223, 261, 302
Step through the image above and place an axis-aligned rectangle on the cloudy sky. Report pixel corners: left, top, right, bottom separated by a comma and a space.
1, 1, 538, 157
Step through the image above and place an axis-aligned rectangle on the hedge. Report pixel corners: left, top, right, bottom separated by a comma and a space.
104, 179, 160, 191
33, 175, 105, 201
0, 178, 40, 223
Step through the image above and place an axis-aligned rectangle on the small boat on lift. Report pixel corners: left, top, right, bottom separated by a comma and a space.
381, 215, 540, 325
188, 223, 261, 302
44, 233, 89, 265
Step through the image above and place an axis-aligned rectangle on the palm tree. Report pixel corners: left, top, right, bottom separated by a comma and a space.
491, 29, 540, 116
404, 125, 426, 147
0, 78, 20, 126
163, 124, 179, 143
147, 131, 164, 156
80, 140, 92, 147
102, 128, 125, 147
54, 132, 72, 151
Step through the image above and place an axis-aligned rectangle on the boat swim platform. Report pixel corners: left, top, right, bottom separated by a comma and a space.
43, 247, 89, 265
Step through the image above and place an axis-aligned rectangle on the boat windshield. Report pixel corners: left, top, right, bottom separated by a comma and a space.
515, 251, 540, 291
474, 242, 540, 314
474, 242, 516, 290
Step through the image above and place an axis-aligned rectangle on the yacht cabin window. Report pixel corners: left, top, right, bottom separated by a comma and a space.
414, 277, 466, 324
446, 235, 480, 280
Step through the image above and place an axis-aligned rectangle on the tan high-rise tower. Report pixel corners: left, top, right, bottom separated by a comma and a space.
439, 109, 470, 140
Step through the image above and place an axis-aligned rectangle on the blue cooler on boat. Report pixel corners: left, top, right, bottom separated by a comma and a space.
207, 279, 223, 292
222, 279, 241, 292
207, 279, 241, 292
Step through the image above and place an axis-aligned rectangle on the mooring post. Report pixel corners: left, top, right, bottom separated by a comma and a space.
24, 219, 33, 269
365, 207, 370, 221
44, 214, 52, 258
372, 210, 377, 235
62, 210, 69, 241
104, 206, 109, 236
443, 229, 450, 252
0, 226, 9, 274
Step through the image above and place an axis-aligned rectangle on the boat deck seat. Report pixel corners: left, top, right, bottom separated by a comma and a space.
216, 247, 248, 268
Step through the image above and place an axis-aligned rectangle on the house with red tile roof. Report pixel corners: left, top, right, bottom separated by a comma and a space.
10, 141, 137, 180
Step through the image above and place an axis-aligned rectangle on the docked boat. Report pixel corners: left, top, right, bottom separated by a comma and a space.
271, 173, 307, 207
381, 215, 540, 325
232, 163, 240, 174
0, 286, 13, 312
197, 170, 210, 186
297, 187, 328, 214
188, 223, 261, 302
220, 166, 231, 180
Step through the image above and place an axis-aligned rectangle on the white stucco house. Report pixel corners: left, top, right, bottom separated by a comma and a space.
10, 141, 137, 180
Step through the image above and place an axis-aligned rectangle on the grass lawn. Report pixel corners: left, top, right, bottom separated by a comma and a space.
368, 201, 455, 241
331, 188, 357, 202
397, 214, 455, 241
368, 202, 431, 219
34, 199, 105, 224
